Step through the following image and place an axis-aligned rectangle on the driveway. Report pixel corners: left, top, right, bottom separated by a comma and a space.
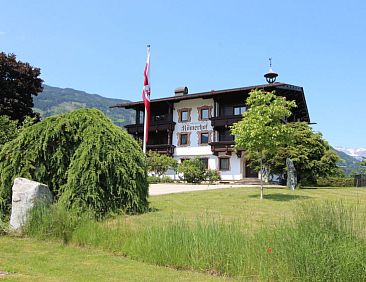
149, 183, 268, 196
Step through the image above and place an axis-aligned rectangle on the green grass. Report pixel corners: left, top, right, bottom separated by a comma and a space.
4, 187, 366, 281
71, 200, 366, 281
0, 237, 229, 281
122, 187, 366, 230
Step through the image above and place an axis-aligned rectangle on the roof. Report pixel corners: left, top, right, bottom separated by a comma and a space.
111, 82, 303, 108
111, 82, 310, 122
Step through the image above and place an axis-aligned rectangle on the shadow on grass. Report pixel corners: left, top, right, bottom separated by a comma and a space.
248, 193, 311, 201
148, 207, 160, 213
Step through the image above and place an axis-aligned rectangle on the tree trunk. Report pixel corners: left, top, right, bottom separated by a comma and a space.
260, 158, 263, 199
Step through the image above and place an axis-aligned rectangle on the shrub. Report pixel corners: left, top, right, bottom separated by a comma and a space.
147, 175, 174, 184
160, 176, 174, 183
205, 169, 221, 184
0, 109, 148, 219
146, 151, 177, 177
317, 177, 354, 187
147, 175, 161, 184
177, 158, 206, 183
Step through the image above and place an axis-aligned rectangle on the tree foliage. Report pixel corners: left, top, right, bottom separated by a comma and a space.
0, 52, 43, 122
266, 122, 341, 185
146, 151, 177, 177
0, 109, 148, 219
231, 90, 296, 198
0, 115, 18, 147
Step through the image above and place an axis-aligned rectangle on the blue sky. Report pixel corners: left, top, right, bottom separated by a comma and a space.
1, 1, 365, 148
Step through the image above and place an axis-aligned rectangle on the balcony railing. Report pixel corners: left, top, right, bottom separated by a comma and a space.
125, 120, 175, 134
210, 115, 242, 128
209, 140, 242, 157
147, 144, 175, 156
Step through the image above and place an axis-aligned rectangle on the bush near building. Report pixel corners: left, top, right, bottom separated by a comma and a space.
146, 151, 177, 177
177, 158, 220, 184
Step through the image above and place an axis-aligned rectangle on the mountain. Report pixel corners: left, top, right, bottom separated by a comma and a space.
335, 147, 366, 161
33, 85, 134, 127
333, 147, 363, 175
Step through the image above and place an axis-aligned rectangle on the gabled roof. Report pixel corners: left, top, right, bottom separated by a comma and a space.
111, 82, 310, 122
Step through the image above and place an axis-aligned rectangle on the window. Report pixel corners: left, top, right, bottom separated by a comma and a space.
219, 158, 230, 171
178, 108, 191, 122
181, 111, 188, 121
219, 130, 234, 142
199, 132, 209, 145
234, 106, 246, 116
201, 108, 209, 119
137, 110, 144, 124
200, 158, 209, 169
198, 106, 212, 121
180, 133, 188, 145
178, 132, 190, 146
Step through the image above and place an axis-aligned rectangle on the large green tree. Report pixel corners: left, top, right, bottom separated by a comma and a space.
231, 90, 296, 199
0, 52, 43, 122
265, 122, 341, 185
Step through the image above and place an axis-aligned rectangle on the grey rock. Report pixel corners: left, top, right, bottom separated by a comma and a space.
9, 178, 53, 231
286, 158, 297, 190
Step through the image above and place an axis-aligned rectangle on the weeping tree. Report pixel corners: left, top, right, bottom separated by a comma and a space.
0, 109, 148, 219
231, 90, 296, 199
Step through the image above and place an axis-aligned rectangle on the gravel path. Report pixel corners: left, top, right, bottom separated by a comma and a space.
149, 183, 272, 196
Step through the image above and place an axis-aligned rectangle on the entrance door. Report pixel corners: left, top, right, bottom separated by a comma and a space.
245, 161, 257, 178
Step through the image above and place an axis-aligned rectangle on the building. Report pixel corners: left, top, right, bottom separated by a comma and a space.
113, 82, 310, 181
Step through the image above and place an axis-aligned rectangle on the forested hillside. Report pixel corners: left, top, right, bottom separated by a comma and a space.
33, 85, 134, 126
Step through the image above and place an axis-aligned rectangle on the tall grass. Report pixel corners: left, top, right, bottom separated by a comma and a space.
0, 210, 9, 235
122, 201, 366, 281
23, 202, 92, 243
24, 201, 366, 281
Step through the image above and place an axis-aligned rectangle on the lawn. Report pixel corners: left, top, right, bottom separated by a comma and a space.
1, 187, 366, 281
0, 237, 229, 282
122, 186, 366, 230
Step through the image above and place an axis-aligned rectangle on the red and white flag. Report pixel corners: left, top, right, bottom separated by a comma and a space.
142, 45, 151, 148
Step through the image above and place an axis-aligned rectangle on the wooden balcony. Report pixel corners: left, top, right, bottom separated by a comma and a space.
210, 115, 242, 128
147, 144, 175, 156
125, 120, 176, 134
209, 141, 242, 157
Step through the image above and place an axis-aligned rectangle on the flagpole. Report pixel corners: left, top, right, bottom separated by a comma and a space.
142, 45, 150, 154
143, 108, 147, 154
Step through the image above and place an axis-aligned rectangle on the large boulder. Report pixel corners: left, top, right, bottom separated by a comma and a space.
10, 178, 53, 230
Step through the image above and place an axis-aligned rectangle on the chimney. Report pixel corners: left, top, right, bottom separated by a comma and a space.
174, 86, 188, 96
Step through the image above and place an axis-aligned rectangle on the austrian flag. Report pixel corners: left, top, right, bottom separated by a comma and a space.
142, 45, 151, 148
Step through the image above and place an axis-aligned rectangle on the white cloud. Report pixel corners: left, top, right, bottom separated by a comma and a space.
0, 31, 5, 36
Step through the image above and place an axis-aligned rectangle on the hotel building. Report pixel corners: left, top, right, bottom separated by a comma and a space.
113, 82, 310, 181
